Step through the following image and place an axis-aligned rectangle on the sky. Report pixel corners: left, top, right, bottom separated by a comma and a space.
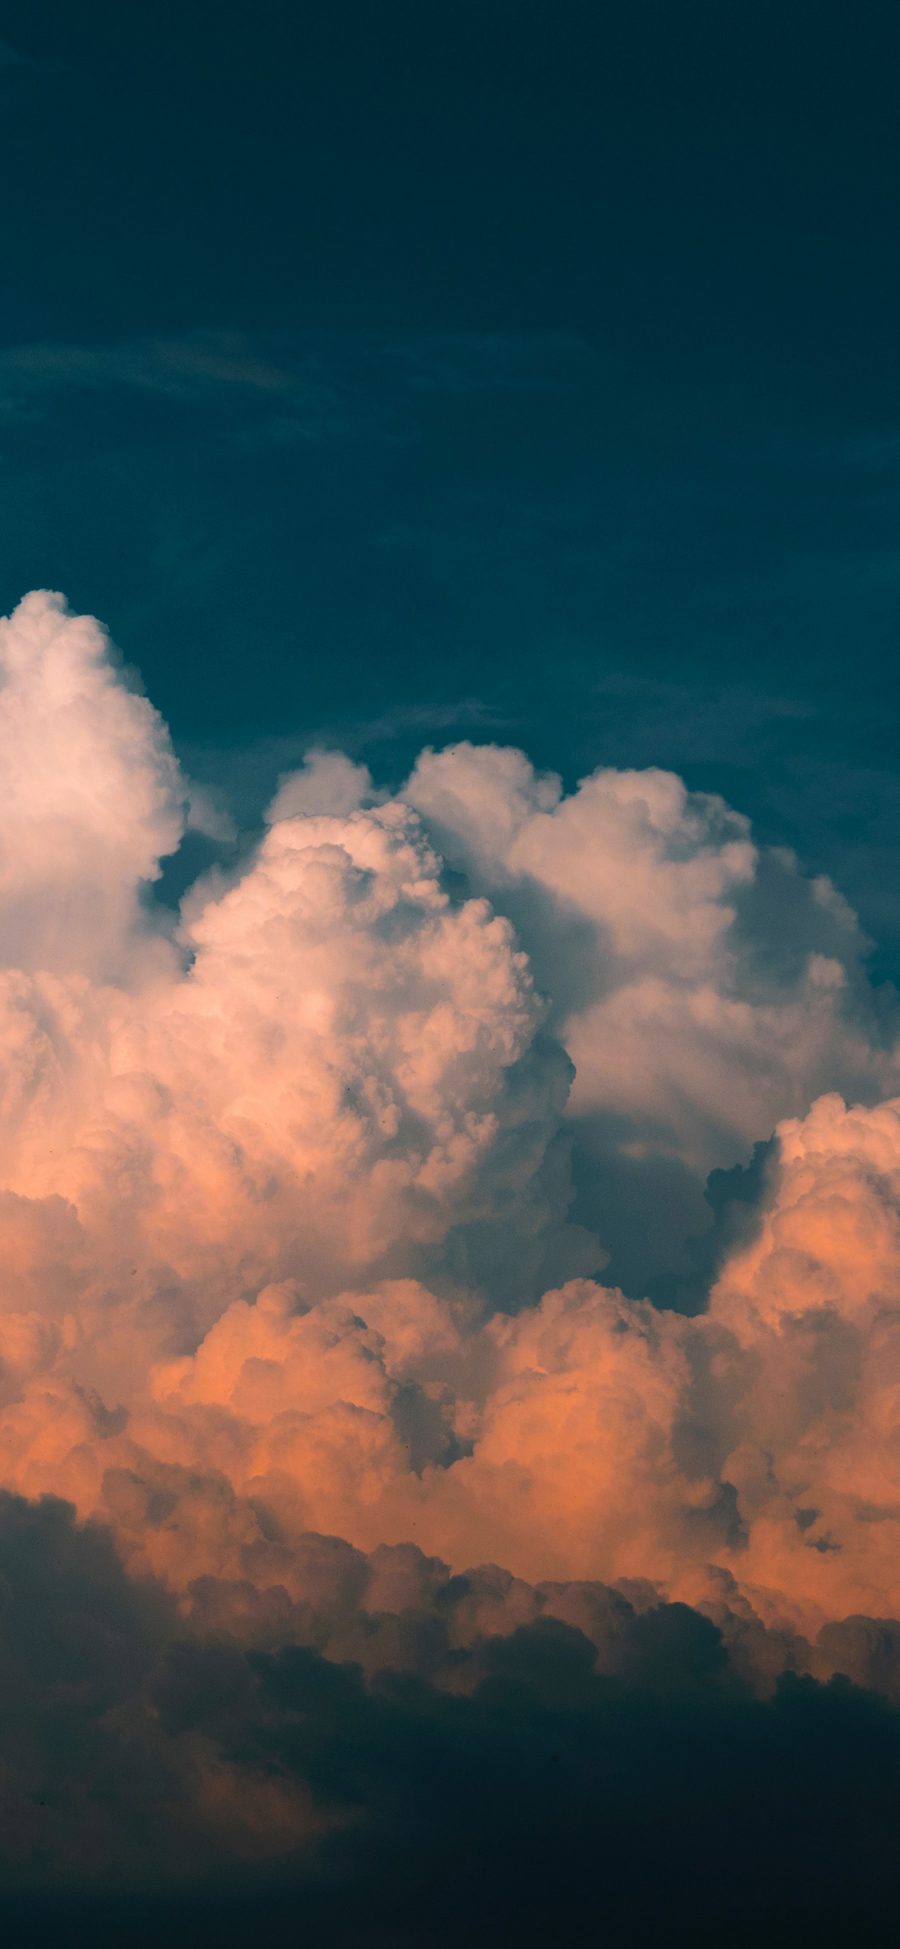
3, 1, 900, 960
2, 3, 900, 1942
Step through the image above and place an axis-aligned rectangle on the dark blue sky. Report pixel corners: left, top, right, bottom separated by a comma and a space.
2, 0, 899, 970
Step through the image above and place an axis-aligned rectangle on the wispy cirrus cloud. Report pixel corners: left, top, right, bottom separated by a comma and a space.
0, 327, 592, 451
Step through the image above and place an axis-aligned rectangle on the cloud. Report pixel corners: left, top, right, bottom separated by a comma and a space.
407, 740, 894, 1169
4, 1488, 900, 1945
0, 592, 185, 979
77, 1084, 892, 1630
0, 329, 591, 461
265, 749, 375, 821
0, 596, 897, 1628
406, 738, 899, 1297
1, 594, 900, 1929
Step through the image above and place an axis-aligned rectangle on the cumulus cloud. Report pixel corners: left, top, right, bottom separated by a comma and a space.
407, 741, 894, 1171
0, 592, 185, 980
406, 737, 899, 1299
1, 594, 900, 1929
265, 748, 375, 820
19, 1087, 885, 1632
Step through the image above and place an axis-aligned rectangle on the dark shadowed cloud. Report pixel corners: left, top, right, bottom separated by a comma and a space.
5, 1489, 900, 1946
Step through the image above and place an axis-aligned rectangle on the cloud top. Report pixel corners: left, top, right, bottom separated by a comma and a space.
0, 592, 184, 978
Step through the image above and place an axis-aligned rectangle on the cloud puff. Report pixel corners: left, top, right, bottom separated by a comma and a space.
407, 740, 895, 1175
405, 736, 900, 1302
0, 1048, 898, 1628
265, 748, 375, 820
0, 592, 185, 981
0, 632, 586, 1397
1, 594, 900, 1932
0, 602, 898, 1647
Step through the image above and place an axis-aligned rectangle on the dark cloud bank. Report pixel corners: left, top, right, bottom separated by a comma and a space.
2, 1490, 900, 1948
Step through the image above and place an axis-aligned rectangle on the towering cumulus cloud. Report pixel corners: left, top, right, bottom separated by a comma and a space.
1, 594, 900, 1933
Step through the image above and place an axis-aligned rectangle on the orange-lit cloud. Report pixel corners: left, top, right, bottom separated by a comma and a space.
0, 593, 898, 1643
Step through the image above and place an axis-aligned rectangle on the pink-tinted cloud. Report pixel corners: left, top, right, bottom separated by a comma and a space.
0, 595, 898, 1642
0, 591, 184, 980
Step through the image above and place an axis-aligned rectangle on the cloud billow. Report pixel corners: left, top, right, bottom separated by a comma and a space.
1, 593, 900, 1935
